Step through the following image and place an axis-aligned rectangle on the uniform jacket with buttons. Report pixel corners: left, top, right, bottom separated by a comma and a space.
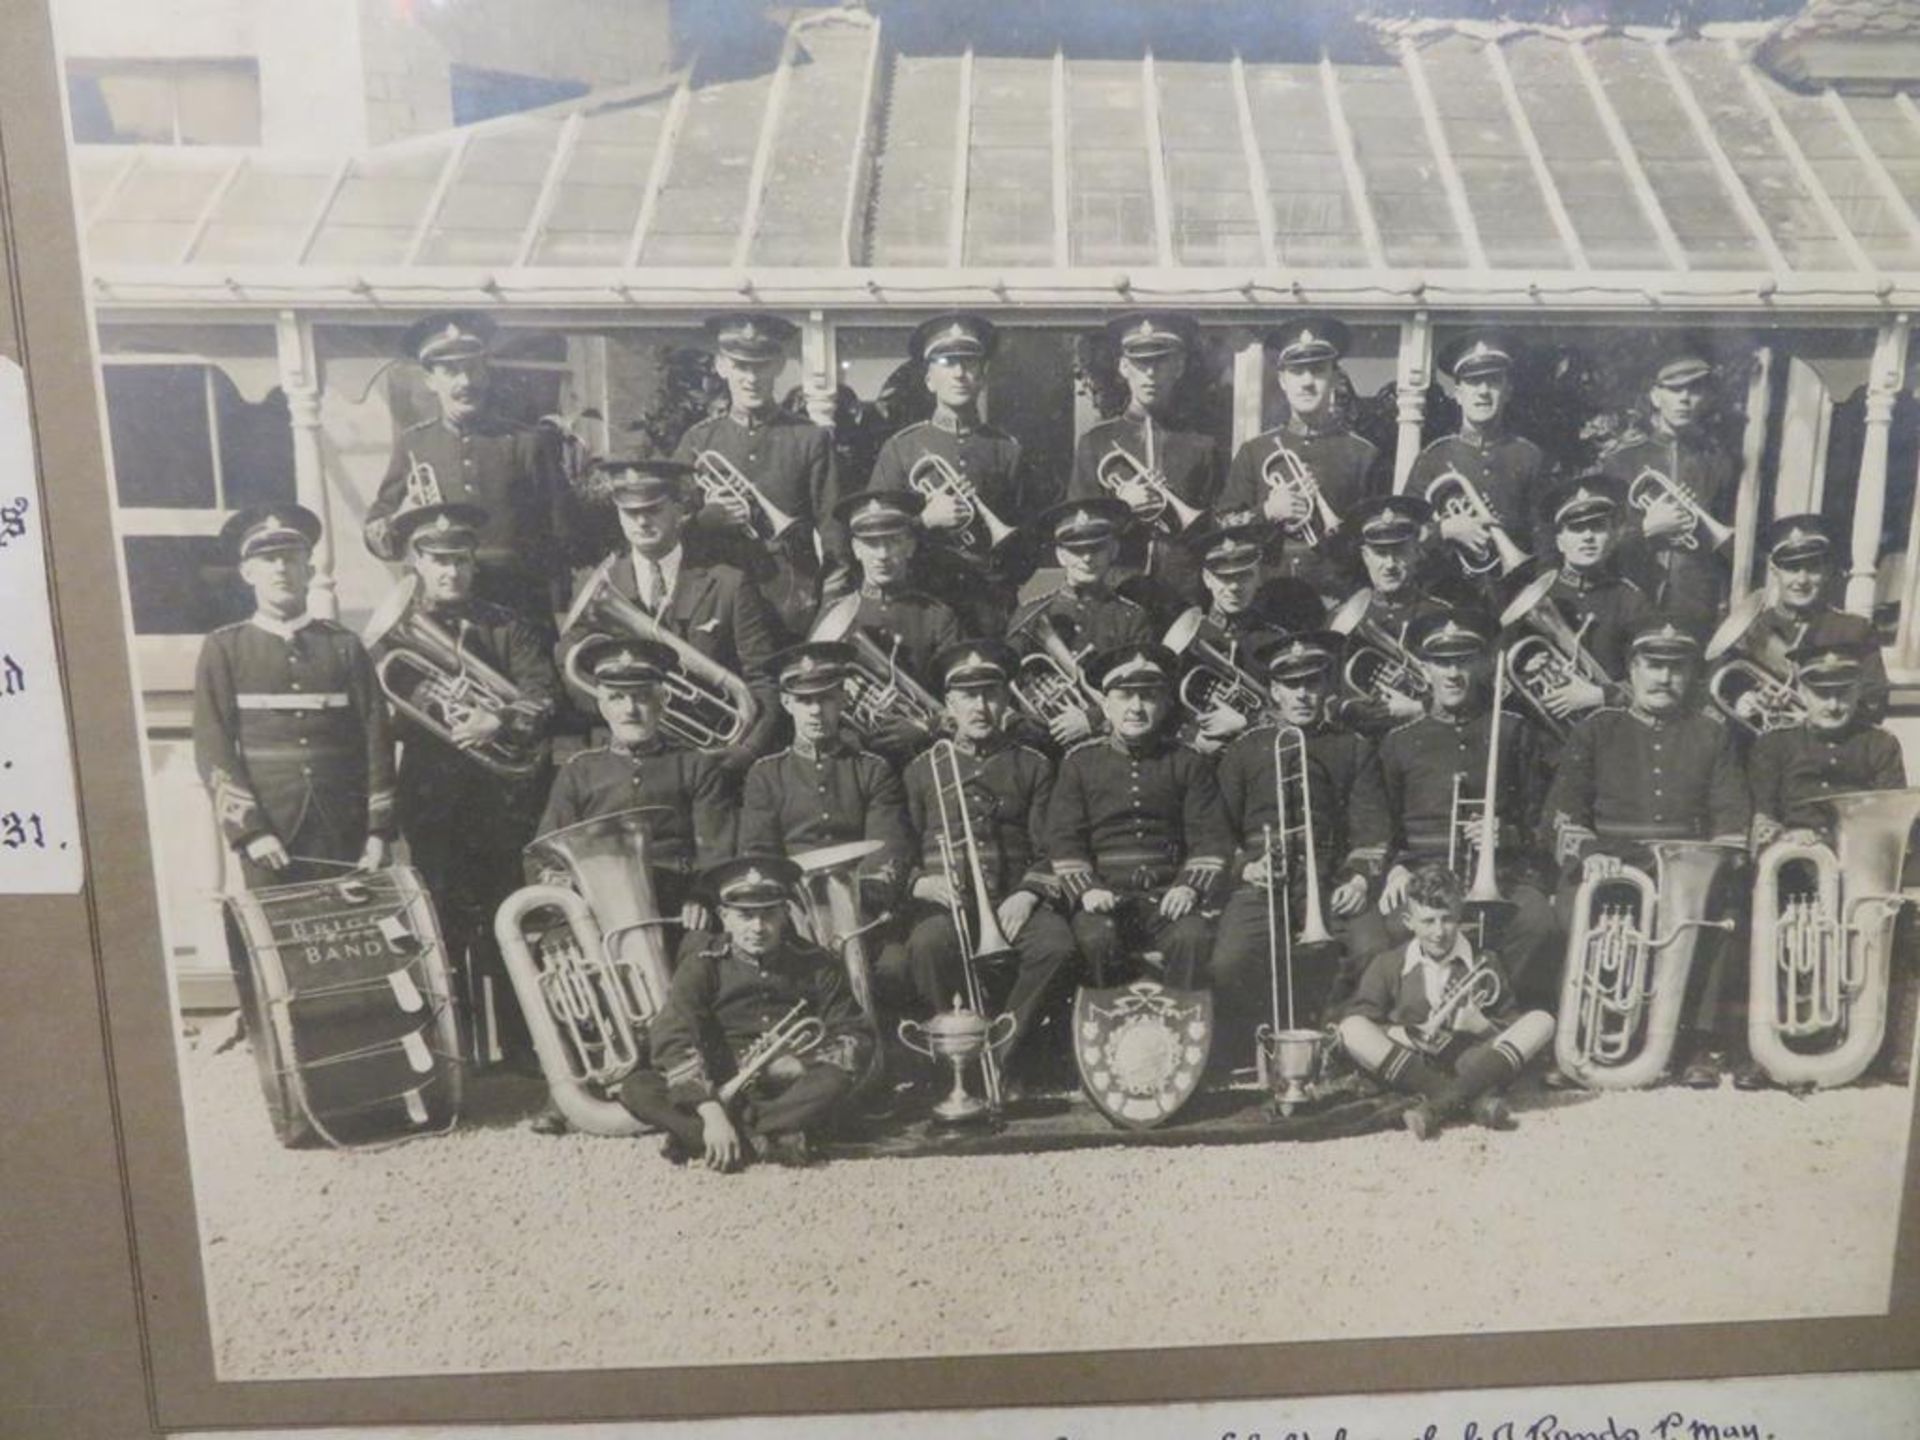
533, 739, 733, 880
652, 930, 870, 1107
1215, 722, 1375, 888
1741, 605, 1889, 725
838, 586, 960, 693
1546, 563, 1652, 683
1046, 733, 1230, 900
1007, 581, 1155, 661
1541, 705, 1749, 871
193, 616, 395, 854
871, 415, 1043, 584
1221, 420, 1389, 594
673, 408, 845, 584
1748, 722, 1906, 834
1069, 414, 1221, 590
901, 736, 1058, 905
739, 738, 912, 894
1406, 429, 1549, 562
1598, 426, 1735, 607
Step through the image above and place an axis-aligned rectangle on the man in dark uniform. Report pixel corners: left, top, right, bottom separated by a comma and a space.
1599, 341, 1737, 614
561, 458, 782, 775
888, 642, 1077, 1089
1046, 644, 1231, 989
1209, 630, 1379, 1060
1222, 316, 1388, 597
1715, 514, 1888, 729
1541, 611, 1751, 1087
620, 856, 872, 1170
674, 313, 845, 634
534, 635, 736, 930
869, 314, 1039, 636
1006, 497, 1156, 750
739, 640, 912, 912
194, 506, 395, 1017
1163, 510, 1300, 754
370, 499, 558, 1066
1347, 610, 1561, 1007
1069, 312, 1222, 619
1407, 330, 1546, 577
364, 313, 570, 628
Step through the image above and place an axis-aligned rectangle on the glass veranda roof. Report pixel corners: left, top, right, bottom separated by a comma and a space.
70, 13, 1920, 312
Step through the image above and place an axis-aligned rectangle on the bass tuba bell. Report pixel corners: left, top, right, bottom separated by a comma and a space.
1747, 787, 1920, 1089
493, 806, 677, 1136
1555, 840, 1739, 1089
363, 575, 547, 780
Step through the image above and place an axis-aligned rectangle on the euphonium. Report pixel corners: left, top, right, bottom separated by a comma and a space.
561, 558, 759, 749
1497, 565, 1610, 740
1423, 466, 1527, 576
1008, 610, 1103, 734
1095, 418, 1202, 533
693, 448, 802, 541
1747, 786, 1920, 1089
1326, 589, 1431, 709
363, 575, 546, 780
1628, 466, 1734, 553
1703, 594, 1808, 737
493, 806, 676, 1136
716, 1001, 826, 1105
907, 452, 1016, 550
1262, 442, 1342, 548
1162, 607, 1271, 729
807, 592, 947, 737
1555, 840, 1739, 1089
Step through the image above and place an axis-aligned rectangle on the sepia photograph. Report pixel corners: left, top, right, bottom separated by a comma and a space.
42, 0, 1920, 1395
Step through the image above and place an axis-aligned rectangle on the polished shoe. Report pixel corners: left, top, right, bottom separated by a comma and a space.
1730, 1059, 1770, 1092
1469, 1094, 1516, 1130
657, 1134, 691, 1167
527, 1103, 571, 1137
1403, 1103, 1440, 1141
763, 1132, 815, 1168
1678, 1056, 1723, 1090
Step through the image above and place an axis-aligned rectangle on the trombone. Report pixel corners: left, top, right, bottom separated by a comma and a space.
1627, 467, 1734, 553
1448, 649, 1508, 944
1261, 442, 1341, 548
927, 738, 1018, 1113
1423, 466, 1527, 576
1095, 415, 1202, 533
693, 448, 802, 542
1254, 726, 1334, 948
907, 453, 1016, 551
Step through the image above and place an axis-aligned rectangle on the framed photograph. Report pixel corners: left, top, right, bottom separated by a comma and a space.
6, 0, 1920, 1432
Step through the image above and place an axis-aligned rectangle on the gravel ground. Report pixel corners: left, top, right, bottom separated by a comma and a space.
175, 1022, 1913, 1381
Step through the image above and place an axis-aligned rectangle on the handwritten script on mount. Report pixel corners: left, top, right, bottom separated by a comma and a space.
0, 358, 81, 892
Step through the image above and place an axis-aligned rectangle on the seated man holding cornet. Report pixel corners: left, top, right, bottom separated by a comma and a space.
622, 856, 872, 1171
1336, 863, 1554, 1140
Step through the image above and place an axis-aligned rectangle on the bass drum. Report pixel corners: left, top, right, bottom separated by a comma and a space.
224, 865, 463, 1148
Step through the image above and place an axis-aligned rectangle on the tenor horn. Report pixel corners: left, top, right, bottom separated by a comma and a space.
1497, 565, 1611, 740
1747, 787, 1920, 1089
561, 557, 759, 749
493, 806, 677, 1136
693, 448, 802, 541
1162, 607, 1271, 729
807, 592, 947, 737
363, 576, 546, 780
1628, 467, 1734, 553
1326, 589, 1431, 710
1554, 840, 1740, 1089
1424, 466, 1527, 576
1095, 416, 1202, 534
1704, 594, 1808, 738
1008, 610, 1104, 734
1261, 442, 1342, 548
907, 452, 1016, 550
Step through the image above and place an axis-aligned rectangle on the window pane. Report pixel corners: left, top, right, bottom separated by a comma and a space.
190, 155, 338, 265
213, 376, 296, 510
1066, 58, 1157, 265
638, 63, 776, 266
866, 52, 962, 265
124, 536, 247, 636
1241, 60, 1363, 268
415, 119, 564, 267
304, 145, 448, 266
964, 55, 1057, 265
531, 97, 670, 266
449, 66, 588, 127
751, 19, 875, 267
104, 366, 215, 509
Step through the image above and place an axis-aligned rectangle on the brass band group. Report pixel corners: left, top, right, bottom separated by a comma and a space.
193, 303, 1919, 1166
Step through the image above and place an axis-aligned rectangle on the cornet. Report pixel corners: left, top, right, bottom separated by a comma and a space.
1423, 467, 1527, 576
403, 452, 443, 509
1162, 608, 1271, 732
717, 1001, 826, 1105
1628, 467, 1734, 553
1095, 416, 1201, 533
561, 558, 760, 750
907, 453, 1016, 551
1703, 594, 1808, 737
693, 448, 802, 542
1409, 959, 1502, 1055
1326, 589, 1430, 711
1261, 442, 1341, 548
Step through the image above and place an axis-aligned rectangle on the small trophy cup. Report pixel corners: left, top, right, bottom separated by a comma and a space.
1255, 1025, 1325, 1117
899, 996, 1016, 1125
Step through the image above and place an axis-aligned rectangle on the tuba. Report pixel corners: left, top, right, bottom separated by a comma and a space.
1703, 594, 1808, 738
1326, 589, 1430, 710
807, 592, 946, 737
1095, 416, 1201, 534
363, 576, 547, 780
1747, 787, 1920, 1089
1007, 609, 1104, 736
1261, 442, 1342, 548
790, 838, 893, 1028
1555, 840, 1740, 1089
493, 806, 677, 1136
907, 453, 1016, 551
1497, 565, 1611, 740
1162, 607, 1271, 730
1424, 466, 1527, 576
561, 558, 760, 749
693, 448, 802, 541
1627, 467, 1735, 553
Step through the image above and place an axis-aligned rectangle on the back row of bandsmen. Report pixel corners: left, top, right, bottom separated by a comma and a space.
190, 307, 1905, 1167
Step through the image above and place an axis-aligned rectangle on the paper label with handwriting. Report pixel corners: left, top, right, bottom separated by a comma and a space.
0, 357, 82, 892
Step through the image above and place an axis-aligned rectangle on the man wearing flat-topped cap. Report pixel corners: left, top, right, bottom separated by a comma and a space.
674, 313, 846, 634
365, 312, 571, 630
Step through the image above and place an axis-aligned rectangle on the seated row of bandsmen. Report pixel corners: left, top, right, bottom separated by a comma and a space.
193, 468, 1906, 1164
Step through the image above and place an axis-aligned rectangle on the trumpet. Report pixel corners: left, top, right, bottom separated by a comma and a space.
561, 558, 760, 750
1497, 565, 1611, 740
693, 448, 802, 541
1326, 589, 1430, 710
1747, 787, 1920, 1089
1424, 467, 1527, 576
1703, 594, 1808, 737
1261, 442, 1341, 548
717, 1001, 826, 1105
907, 453, 1016, 551
1008, 610, 1104, 736
1554, 840, 1739, 1089
807, 592, 947, 737
363, 575, 547, 780
1409, 959, 1503, 1055
493, 806, 677, 1136
1095, 417, 1201, 533
1628, 467, 1734, 553
1162, 607, 1271, 731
